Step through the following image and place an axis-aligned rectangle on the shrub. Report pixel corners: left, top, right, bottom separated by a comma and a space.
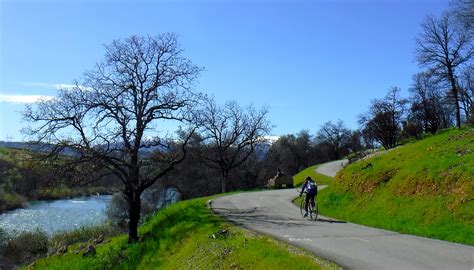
0, 188, 26, 213
4, 230, 49, 264
105, 188, 178, 229
50, 224, 120, 250
105, 193, 130, 229
0, 227, 8, 253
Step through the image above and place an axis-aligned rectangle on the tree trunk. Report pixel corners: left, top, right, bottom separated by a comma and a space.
221, 170, 228, 193
448, 69, 462, 128
221, 176, 227, 193
127, 190, 141, 243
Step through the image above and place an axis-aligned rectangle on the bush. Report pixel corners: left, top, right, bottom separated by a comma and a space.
50, 224, 120, 251
4, 230, 49, 264
105, 189, 178, 229
0, 227, 8, 253
0, 188, 26, 213
105, 193, 130, 229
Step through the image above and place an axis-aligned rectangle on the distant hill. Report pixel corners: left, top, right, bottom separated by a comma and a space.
317, 127, 474, 245
0, 141, 41, 151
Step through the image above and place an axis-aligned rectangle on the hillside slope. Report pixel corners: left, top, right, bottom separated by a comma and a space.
30, 195, 338, 270
318, 127, 473, 245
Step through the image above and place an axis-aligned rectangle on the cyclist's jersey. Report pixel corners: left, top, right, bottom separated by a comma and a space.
301, 179, 317, 195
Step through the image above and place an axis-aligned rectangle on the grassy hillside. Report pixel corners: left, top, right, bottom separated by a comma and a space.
30, 195, 339, 270
293, 164, 334, 187
317, 127, 474, 245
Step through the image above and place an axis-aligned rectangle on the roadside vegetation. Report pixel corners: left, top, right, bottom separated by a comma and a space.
29, 196, 339, 270
315, 127, 473, 245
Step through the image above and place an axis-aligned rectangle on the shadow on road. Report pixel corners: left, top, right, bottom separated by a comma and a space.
316, 217, 346, 224
213, 207, 313, 229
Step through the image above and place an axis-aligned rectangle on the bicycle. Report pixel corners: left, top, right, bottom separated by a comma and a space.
300, 191, 318, 221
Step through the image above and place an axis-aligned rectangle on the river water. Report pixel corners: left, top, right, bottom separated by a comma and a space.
0, 195, 112, 235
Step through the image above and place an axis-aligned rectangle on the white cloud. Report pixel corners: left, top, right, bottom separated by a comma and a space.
54, 83, 78, 89
20, 82, 73, 89
0, 94, 54, 104
20, 82, 90, 91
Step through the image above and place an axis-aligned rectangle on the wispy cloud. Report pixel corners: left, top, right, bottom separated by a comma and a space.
20, 82, 78, 90
0, 94, 54, 104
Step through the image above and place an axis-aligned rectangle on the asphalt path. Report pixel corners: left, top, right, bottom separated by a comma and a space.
211, 189, 474, 270
315, 159, 348, 177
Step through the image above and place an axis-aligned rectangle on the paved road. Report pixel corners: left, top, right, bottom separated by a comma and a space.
211, 189, 474, 270
315, 160, 348, 177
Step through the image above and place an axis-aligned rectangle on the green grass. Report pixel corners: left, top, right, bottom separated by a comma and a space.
30, 195, 340, 270
314, 127, 474, 245
293, 164, 335, 187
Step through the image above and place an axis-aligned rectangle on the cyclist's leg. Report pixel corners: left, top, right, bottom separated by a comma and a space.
310, 194, 315, 207
305, 194, 310, 213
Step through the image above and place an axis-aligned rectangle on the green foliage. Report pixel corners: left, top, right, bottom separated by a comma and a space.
31, 196, 339, 270
315, 127, 474, 245
1, 167, 23, 192
293, 164, 334, 187
0, 189, 26, 212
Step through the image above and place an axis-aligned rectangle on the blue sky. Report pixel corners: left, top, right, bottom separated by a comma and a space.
0, 0, 448, 141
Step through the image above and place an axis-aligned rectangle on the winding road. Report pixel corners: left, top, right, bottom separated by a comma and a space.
211, 162, 474, 270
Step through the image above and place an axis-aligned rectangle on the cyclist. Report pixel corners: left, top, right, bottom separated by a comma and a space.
299, 176, 318, 217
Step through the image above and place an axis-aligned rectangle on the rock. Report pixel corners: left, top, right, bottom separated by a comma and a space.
82, 245, 96, 257
94, 234, 104, 245
57, 245, 68, 255
212, 229, 230, 239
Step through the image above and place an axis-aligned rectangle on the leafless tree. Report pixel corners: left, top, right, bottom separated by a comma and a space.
195, 99, 271, 193
450, 0, 474, 34
23, 34, 202, 242
416, 12, 474, 128
359, 87, 408, 150
409, 72, 452, 133
458, 66, 474, 123
316, 120, 351, 160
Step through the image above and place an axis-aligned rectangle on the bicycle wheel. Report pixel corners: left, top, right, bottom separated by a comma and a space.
300, 197, 306, 217
310, 201, 318, 221
307, 200, 314, 220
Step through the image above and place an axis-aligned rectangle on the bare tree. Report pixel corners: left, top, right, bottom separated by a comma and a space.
195, 99, 271, 193
23, 34, 202, 242
416, 12, 474, 128
316, 120, 351, 160
359, 87, 408, 150
450, 0, 474, 34
409, 72, 452, 133
458, 66, 474, 123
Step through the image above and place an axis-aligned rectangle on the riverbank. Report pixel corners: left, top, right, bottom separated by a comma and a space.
30, 195, 339, 270
1, 223, 121, 267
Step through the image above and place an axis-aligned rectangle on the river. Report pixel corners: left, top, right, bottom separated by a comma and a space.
0, 195, 112, 235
